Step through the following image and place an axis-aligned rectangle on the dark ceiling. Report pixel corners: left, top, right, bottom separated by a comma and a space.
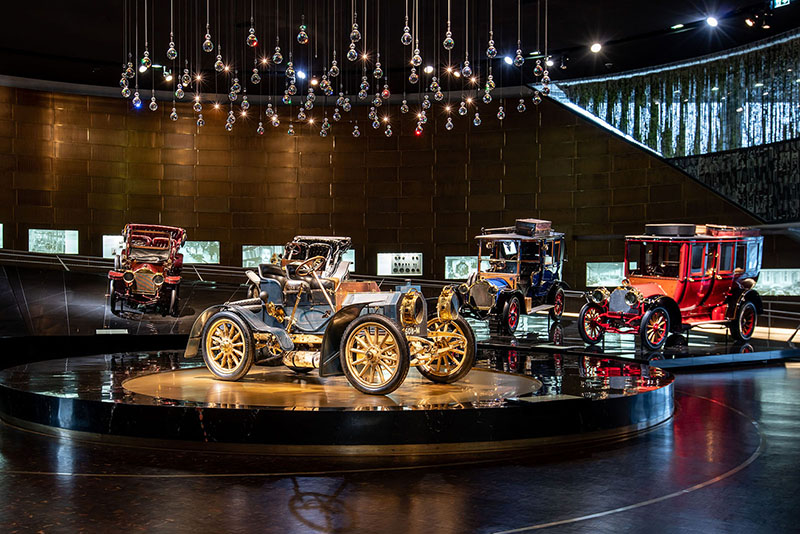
1, 0, 799, 94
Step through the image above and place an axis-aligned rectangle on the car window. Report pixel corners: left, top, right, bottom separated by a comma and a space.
735, 243, 747, 273
747, 242, 760, 271
627, 241, 682, 278
626, 242, 642, 274
718, 244, 734, 273
690, 244, 705, 275
704, 245, 717, 276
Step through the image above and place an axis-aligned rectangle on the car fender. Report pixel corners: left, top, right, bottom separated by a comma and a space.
319, 303, 369, 377
496, 289, 525, 313
650, 296, 681, 331
547, 281, 570, 302
727, 289, 763, 318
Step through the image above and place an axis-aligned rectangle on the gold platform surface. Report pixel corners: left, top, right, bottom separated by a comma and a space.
123, 367, 542, 409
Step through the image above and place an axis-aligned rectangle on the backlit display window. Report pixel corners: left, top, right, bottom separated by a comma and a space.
28, 229, 79, 254
183, 241, 220, 264
586, 262, 625, 287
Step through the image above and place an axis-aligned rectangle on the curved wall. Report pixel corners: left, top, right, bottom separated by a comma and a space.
0, 84, 774, 287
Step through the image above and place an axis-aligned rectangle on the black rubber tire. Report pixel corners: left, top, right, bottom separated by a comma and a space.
286, 366, 313, 374
549, 286, 566, 321
640, 306, 670, 351
730, 300, 757, 342
201, 311, 255, 381
501, 295, 522, 335
339, 314, 409, 395
418, 315, 476, 384
169, 286, 180, 317
107, 280, 118, 315
578, 303, 604, 345
645, 223, 696, 237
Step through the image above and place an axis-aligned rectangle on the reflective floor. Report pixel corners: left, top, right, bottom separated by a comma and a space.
0, 363, 798, 532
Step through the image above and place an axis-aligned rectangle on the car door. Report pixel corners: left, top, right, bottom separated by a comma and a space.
706, 242, 735, 309
681, 242, 716, 312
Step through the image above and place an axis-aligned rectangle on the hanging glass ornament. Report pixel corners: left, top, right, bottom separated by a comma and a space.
225, 122, 233, 132
445, 117, 454, 130
121, 86, 131, 98
422, 95, 431, 109
373, 95, 382, 107
462, 61, 472, 77
323, 82, 334, 96
473, 112, 482, 126
517, 99, 527, 112
368, 107, 377, 120
214, 55, 224, 72
245, 27, 258, 47
458, 101, 467, 115
409, 68, 419, 84
352, 125, 360, 137
167, 42, 178, 60
282, 93, 291, 104
372, 120, 380, 129
329, 60, 340, 77
307, 88, 316, 102
497, 106, 505, 120
381, 85, 391, 99
125, 62, 135, 78
415, 124, 424, 135
257, 122, 265, 135
182, 69, 191, 86
322, 117, 331, 130
193, 100, 202, 113
337, 93, 345, 107
419, 110, 428, 124
197, 114, 205, 127
320, 128, 328, 138
542, 72, 551, 85
141, 50, 151, 69
288, 123, 295, 135
430, 77, 440, 92
297, 25, 308, 45
360, 76, 370, 92
297, 109, 306, 121
486, 74, 496, 91
227, 110, 236, 124
347, 43, 358, 62
434, 91, 444, 101
384, 124, 393, 137
402, 26, 412, 45
486, 40, 497, 58
251, 68, 261, 84
514, 49, 525, 67
203, 34, 214, 52
149, 97, 158, 111
373, 63, 383, 79
411, 49, 422, 66
272, 115, 280, 127
120, 77, 128, 88
350, 23, 361, 42
533, 59, 544, 77
265, 103, 274, 117
241, 96, 250, 111
273, 46, 283, 64
170, 108, 178, 121
482, 92, 492, 104
175, 84, 185, 100
287, 84, 297, 96
357, 89, 367, 100
540, 85, 551, 95
229, 91, 238, 101
304, 100, 313, 111
443, 31, 455, 50
343, 98, 352, 112
400, 100, 409, 114
286, 62, 295, 78
333, 108, 342, 121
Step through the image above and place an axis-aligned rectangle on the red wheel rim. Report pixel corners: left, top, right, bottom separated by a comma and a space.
646, 311, 667, 346
554, 291, 564, 316
583, 307, 602, 341
508, 300, 519, 330
740, 305, 756, 337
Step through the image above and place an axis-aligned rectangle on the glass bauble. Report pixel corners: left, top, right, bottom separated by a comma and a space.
497, 106, 505, 120
247, 28, 258, 47
422, 95, 431, 109
482, 92, 492, 104
170, 108, 178, 121
257, 122, 264, 135
197, 114, 205, 126
266, 104, 274, 117
401, 26, 412, 45
486, 40, 497, 58
251, 68, 261, 84
214, 56, 224, 72
181, 69, 191, 86
167, 43, 177, 60
411, 49, 422, 66
533, 60, 544, 77
358, 89, 368, 100
288, 124, 295, 135
347, 44, 358, 62
372, 120, 380, 129
193, 101, 202, 112
141, 51, 151, 69
352, 125, 360, 137
297, 109, 306, 120
329, 61, 340, 77
461, 61, 472, 77
175, 85, 185, 99
381, 86, 391, 99
241, 96, 250, 110
333, 109, 341, 121
203, 34, 214, 52
297, 25, 308, 45
458, 102, 467, 115
373, 63, 383, 79
517, 99, 527, 113
473, 113, 482, 126
445, 117, 454, 130
443, 31, 454, 50
225, 122, 233, 132
350, 24, 361, 42
282, 94, 291, 104
409, 68, 419, 84
384, 125, 393, 137
400, 100, 409, 114
273, 47, 283, 64
121, 86, 131, 98
434, 91, 444, 101
343, 99, 352, 112
149, 97, 158, 111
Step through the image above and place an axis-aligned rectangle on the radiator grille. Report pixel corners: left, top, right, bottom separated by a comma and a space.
133, 270, 157, 295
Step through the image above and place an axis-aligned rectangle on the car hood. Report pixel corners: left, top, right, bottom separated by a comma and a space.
631, 282, 667, 298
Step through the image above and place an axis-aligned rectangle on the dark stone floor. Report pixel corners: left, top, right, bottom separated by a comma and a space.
0, 363, 798, 533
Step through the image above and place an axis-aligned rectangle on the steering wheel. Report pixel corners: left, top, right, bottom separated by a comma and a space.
295, 255, 327, 276
284, 241, 303, 260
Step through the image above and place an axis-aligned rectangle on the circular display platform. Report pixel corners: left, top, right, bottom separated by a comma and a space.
0, 351, 674, 456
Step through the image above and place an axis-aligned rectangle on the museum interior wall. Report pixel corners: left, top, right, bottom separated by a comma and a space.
0, 84, 792, 288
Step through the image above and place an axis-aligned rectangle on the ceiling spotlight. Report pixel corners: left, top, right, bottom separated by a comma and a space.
745, 17, 755, 27
466, 97, 473, 104
590, 43, 602, 53
469, 76, 477, 84
195, 74, 202, 81
671, 23, 685, 30
446, 66, 453, 73
382, 116, 389, 122
310, 77, 319, 86
240, 110, 247, 117
362, 53, 369, 60
445, 105, 451, 112
138, 65, 147, 73
424, 65, 434, 74
214, 103, 220, 109
706, 16, 719, 27
261, 57, 269, 64
453, 70, 461, 78
297, 70, 306, 79
545, 58, 554, 67
308, 118, 314, 124
504, 56, 513, 65
224, 65, 230, 72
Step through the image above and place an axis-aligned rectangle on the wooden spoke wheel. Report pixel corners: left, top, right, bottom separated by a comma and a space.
502, 295, 522, 335
578, 303, 604, 345
640, 306, 670, 351
549, 287, 565, 321
418, 316, 476, 384
202, 311, 254, 381
731, 300, 757, 341
340, 314, 409, 395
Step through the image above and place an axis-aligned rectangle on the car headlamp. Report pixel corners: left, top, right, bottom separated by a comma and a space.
122, 271, 135, 284
624, 290, 642, 307
437, 286, 459, 322
400, 291, 425, 327
152, 274, 165, 286
590, 287, 609, 305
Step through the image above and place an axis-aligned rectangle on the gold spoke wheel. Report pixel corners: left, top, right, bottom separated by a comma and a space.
418, 316, 476, 384
202, 312, 254, 381
340, 314, 409, 395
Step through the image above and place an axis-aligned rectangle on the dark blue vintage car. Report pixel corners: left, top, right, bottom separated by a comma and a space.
460, 219, 569, 335
185, 236, 476, 395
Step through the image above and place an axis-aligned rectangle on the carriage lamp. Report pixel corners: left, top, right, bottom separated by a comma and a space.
437, 286, 460, 322
400, 291, 425, 327
152, 274, 165, 286
624, 290, 642, 307
122, 271, 135, 284
591, 288, 610, 305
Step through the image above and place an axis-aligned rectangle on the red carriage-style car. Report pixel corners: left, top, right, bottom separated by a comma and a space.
579, 223, 764, 351
107, 224, 187, 316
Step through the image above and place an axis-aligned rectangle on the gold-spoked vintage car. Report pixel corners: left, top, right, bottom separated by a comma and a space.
185, 236, 476, 395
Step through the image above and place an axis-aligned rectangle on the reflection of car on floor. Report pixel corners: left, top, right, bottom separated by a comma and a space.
185, 235, 476, 395
579, 223, 764, 351
459, 219, 569, 335
107, 224, 187, 316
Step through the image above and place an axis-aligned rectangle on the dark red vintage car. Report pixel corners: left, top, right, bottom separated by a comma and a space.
578, 223, 763, 351
108, 224, 187, 316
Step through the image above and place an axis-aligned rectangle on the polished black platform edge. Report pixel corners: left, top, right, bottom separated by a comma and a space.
0, 353, 673, 455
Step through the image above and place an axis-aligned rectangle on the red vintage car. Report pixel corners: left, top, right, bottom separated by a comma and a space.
108, 224, 187, 316
578, 223, 763, 351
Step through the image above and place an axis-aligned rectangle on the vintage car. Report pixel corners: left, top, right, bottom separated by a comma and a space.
460, 219, 569, 335
107, 224, 187, 316
578, 223, 764, 351
184, 235, 476, 395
